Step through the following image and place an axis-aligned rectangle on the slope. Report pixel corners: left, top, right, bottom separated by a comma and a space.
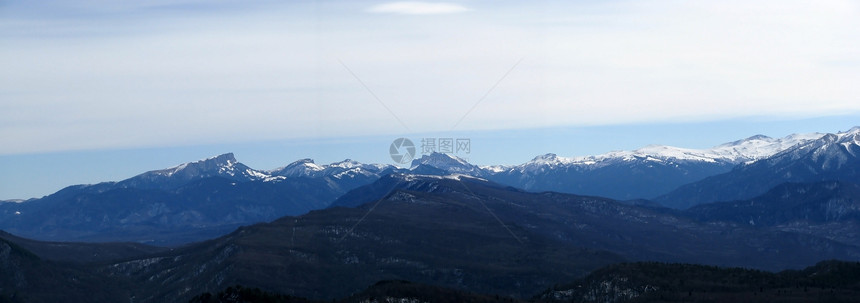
658, 127, 860, 209
0, 238, 131, 303
537, 260, 860, 303
96, 175, 860, 302
0, 230, 166, 263
485, 132, 822, 200
685, 181, 860, 247
0, 175, 341, 245
100, 177, 628, 302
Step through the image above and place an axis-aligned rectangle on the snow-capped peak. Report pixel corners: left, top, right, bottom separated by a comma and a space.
514, 153, 577, 171
838, 129, 860, 154
330, 159, 362, 169
270, 158, 395, 179
717, 134, 772, 149
271, 159, 325, 177
738, 127, 860, 173
411, 152, 468, 166
529, 153, 569, 164
708, 132, 826, 163
838, 126, 860, 139
510, 131, 828, 172
806, 127, 860, 151
157, 153, 239, 177
410, 152, 480, 174
480, 165, 509, 173
119, 153, 274, 189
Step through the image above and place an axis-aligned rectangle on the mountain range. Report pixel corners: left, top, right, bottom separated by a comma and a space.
2, 173, 860, 302
0, 154, 348, 245
3, 127, 858, 245
2, 126, 860, 301
658, 127, 860, 208
484, 131, 825, 200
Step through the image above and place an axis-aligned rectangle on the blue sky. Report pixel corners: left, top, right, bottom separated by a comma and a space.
2, 1, 860, 199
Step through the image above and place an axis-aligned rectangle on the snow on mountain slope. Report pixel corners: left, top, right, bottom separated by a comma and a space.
154, 153, 272, 180
410, 152, 484, 175
489, 131, 826, 174
657, 127, 860, 209
270, 158, 395, 180
760, 126, 860, 169
270, 158, 325, 177
709, 132, 827, 163
118, 153, 278, 189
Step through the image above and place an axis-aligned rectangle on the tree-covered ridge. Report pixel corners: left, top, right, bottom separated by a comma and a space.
539, 260, 860, 302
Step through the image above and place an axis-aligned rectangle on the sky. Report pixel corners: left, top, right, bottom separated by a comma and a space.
1, 0, 860, 199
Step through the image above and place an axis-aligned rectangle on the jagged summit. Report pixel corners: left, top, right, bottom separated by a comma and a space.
410, 152, 467, 166
531, 153, 561, 163
409, 152, 482, 175
117, 152, 272, 190
5, 126, 860, 247
208, 152, 237, 162
270, 158, 394, 179
658, 127, 860, 208
157, 153, 239, 177
504, 130, 827, 172
330, 159, 362, 168
291, 158, 316, 164
764, 127, 860, 168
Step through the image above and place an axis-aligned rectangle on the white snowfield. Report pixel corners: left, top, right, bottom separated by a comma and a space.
144, 127, 860, 182
488, 130, 840, 174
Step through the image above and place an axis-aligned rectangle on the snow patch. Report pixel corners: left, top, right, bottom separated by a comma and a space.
516, 131, 826, 172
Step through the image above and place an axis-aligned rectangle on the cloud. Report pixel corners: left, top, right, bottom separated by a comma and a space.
2, 0, 860, 155
367, 1, 471, 15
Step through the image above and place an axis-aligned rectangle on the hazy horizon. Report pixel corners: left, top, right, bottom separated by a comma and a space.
3, 0, 859, 198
